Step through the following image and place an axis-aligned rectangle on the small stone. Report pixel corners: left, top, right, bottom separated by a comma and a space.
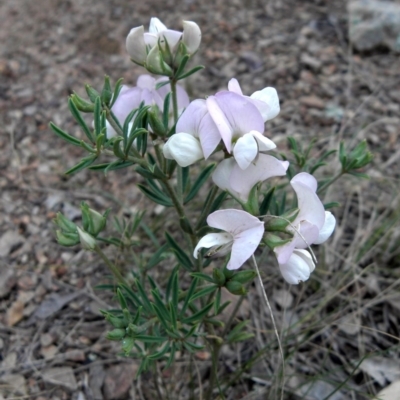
89, 364, 106, 400
103, 363, 138, 400
0, 268, 16, 298
42, 367, 78, 391
17, 274, 38, 290
1, 352, 17, 369
65, 349, 86, 362
6, 300, 24, 326
41, 345, 58, 360
40, 333, 55, 347
0, 374, 27, 395
273, 289, 294, 308
300, 95, 325, 109
300, 53, 322, 71
0, 231, 24, 257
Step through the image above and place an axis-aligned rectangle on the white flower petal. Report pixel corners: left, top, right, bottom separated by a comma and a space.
250, 87, 280, 121
149, 17, 167, 33
227, 225, 264, 270
233, 133, 258, 170
212, 159, 242, 199
193, 232, 233, 259
279, 249, 315, 285
126, 26, 147, 65
182, 21, 201, 54
291, 173, 325, 230
230, 154, 289, 202
227, 78, 243, 95
250, 130, 276, 152
207, 209, 264, 236
163, 133, 204, 167
314, 211, 336, 244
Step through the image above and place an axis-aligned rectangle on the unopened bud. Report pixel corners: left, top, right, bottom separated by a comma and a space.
77, 227, 96, 250
225, 280, 247, 296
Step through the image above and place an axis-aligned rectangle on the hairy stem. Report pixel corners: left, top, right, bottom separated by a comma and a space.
95, 246, 127, 286
317, 171, 344, 194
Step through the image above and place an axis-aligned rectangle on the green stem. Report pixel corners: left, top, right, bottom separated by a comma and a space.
95, 246, 127, 286
169, 78, 179, 125
205, 341, 223, 400
221, 294, 246, 338
317, 171, 344, 194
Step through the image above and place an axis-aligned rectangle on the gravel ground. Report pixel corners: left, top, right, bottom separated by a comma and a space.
1, 0, 400, 399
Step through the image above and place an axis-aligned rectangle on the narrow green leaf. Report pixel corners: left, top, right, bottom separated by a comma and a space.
93, 97, 102, 137
155, 80, 170, 90
135, 279, 153, 314
49, 122, 81, 147
101, 75, 112, 105
148, 342, 170, 360
189, 285, 217, 302
180, 278, 198, 318
165, 232, 193, 270
151, 304, 170, 330
135, 335, 167, 343
175, 54, 190, 79
166, 266, 179, 302
184, 164, 216, 204
146, 243, 169, 270
210, 191, 227, 213
190, 272, 215, 283
324, 202, 340, 210
177, 65, 204, 80
117, 288, 128, 309
138, 184, 173, 207
259, 186, 276, 216
183, 341, 204, 352
183, 302, 213, 324
65, 156, 97, 175
181, 166, 190, 194
109, 77, 124, 108
162, 92, 171, 130
89, 161, 134, 171
68, 98, 94, 142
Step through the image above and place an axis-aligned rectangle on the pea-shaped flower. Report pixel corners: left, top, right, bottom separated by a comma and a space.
193, 209, 264, 270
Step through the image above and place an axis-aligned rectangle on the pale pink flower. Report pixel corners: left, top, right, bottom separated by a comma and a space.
193, 209, 264, 270
107, 75, 189, 138
273, 172, 336, 284
228, 78, 280, 122
212, 155, 289, 202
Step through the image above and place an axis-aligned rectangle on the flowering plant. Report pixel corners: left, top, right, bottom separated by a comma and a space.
50, 16, 372, 397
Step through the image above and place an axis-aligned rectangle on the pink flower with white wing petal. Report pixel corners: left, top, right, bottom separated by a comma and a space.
228, 78, 280, 122
273, 172, 336, 284
206, 92, 276, 169
193, 209, 264, 270
163, 99, 221, 166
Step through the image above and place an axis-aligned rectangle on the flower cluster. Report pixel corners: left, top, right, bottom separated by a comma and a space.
117, 17, 336, 284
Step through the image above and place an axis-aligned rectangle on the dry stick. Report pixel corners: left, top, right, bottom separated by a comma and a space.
251, 255, 285, 400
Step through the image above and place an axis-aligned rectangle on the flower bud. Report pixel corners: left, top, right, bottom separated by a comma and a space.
182, 21, 201, 54
212, 268, 226, 286
264, 233, 292, 250
70, 93, 95, 113
77, 227, 97, 250
225, 280, 247, 296
106, 329, 126, 341
146, 45, 172, 76
126, 25, 147, 66
56, 230, 80, 247
81, 202, 108, 237
54, 212, 78, 233
230, 270, 257, 284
